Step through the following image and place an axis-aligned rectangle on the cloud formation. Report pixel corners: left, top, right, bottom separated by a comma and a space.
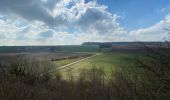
0, 0, 128, 45
0, 0, 124, 32
129, 15, 170, 41
0, 0, 168, 45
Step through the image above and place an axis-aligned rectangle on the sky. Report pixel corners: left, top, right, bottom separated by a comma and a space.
0, 0, 170, 45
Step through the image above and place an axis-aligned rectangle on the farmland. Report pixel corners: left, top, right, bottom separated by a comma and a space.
57, 52, 145, 78
0, 44, 147, 78
49, 43, 149, 78
0, 45, 98, 66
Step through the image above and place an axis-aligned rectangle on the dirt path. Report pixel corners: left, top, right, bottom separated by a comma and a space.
58, 53, 101, 70
47, 53, 102, 73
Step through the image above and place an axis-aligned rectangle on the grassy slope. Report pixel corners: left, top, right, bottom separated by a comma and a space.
59, 52, 145, 78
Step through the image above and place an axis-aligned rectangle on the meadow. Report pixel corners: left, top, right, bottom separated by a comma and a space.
55, 52, 146, 79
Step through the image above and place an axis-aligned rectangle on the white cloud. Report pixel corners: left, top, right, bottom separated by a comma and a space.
1, 0, 169, 45
0, 0, 128, 45
129, 14, 170, 41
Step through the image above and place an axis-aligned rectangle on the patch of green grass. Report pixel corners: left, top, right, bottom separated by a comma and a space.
60, 52, 145, 78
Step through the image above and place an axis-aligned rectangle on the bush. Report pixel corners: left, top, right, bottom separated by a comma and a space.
135, 42, 170, 98
0, 56, 53, 85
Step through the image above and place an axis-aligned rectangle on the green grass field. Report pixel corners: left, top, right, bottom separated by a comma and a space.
58, 52, 145, 78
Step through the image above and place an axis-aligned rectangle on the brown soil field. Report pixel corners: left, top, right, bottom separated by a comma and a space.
0, 52, 91, 62
112, 45, 157, 53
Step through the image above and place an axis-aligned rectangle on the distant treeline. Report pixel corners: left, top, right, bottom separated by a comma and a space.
0, 45, 99, 53
0, 42, 166, 53
82, 42, 163, 47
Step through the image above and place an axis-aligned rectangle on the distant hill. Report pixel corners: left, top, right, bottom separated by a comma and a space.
82, 42, 166, 53
82, 42, 162, 46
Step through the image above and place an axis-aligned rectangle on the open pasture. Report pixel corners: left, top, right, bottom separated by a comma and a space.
58, 52, 145, 79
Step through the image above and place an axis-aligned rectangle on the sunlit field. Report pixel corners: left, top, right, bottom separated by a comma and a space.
55, 52, 145, 79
